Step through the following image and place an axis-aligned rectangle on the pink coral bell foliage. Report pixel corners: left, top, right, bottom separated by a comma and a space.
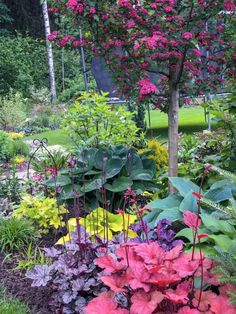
84, 240, 233, 314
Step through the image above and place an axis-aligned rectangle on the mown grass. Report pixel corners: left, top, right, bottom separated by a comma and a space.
0, 288, 30, 314
25, 107, 215, 147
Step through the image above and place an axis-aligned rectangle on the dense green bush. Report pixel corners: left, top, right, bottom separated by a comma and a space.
63, 92, 141, 149
0, 130, 29, 162
0, 92, 27, 130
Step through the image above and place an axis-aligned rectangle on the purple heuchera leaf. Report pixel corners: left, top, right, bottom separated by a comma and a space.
26, 265, 52, 287
75, 297, 87, 312
43, 247, 60, 258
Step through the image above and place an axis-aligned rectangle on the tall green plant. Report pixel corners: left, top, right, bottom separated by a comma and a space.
62, 92, 141, 149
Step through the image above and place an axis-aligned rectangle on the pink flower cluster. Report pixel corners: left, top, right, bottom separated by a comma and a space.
138, 79, 158, 95
48, 7, 60, 13
66, 0, 85, 14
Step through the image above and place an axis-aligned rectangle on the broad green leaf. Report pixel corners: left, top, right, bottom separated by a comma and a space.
150, 194, 182, 210
105, 157, 124, 179
204, 187, 233, 203
169, 177, 199, 197
105, 177, 133, 192
47, 175, 71, 187
179, 191, 198, 212
131, 169, 153, 181
156, 208, 182, 222
208, 234, 233, 252
82, 179, 103, 193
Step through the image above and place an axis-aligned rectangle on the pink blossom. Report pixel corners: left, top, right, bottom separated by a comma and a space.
118, 0, 131, 8
138, 79, 157, 95
192, 48, 201, 57
165, 6, 174, 12
89, 7, 96, 14
127, 21, 136, 28
183, 210, 201, 230
150, 3, 157, 9
224, 1, 236, 11
183, 32, 193, 40
133, 43, 140, 50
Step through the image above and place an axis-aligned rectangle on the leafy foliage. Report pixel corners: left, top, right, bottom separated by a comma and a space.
85, 241, 235, 313
0, 92, 26, 130
0, 169, 23, 204
26, 228, 107, 313
16, 243, 51, 271
47, 146, 158, 210
57, 207, 137, 244
62, 92, 141, 149
13, 195, 68, 234
138, 138, 168, 173
145, 167, 236, 253
212, 246, 236, 305
0, 217, 36, 253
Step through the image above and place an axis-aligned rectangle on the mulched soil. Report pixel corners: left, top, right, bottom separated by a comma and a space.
0, 228, 67, 313
0, 254, 52, 314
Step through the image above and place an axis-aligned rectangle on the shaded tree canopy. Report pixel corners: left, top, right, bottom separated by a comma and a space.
1, 0, 44, 37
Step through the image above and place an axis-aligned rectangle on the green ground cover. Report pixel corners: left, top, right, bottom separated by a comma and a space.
0, 288, 30, 314
26, 107, 214, 147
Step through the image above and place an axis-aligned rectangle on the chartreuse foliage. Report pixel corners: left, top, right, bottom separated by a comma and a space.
46, 146, 158, 210
138, 138, 168, 172
57, 207, 137, 244
62, 92, 141, 148
144, 166, 236, 254
13, 195, 68, 234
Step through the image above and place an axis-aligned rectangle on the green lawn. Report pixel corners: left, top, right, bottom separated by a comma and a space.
25, 107, 214, 147
146, 107, 215, 140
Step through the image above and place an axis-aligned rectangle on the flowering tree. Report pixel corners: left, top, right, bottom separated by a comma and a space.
49, 0, 235, 192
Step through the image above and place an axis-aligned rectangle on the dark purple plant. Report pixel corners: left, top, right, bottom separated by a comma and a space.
129, 218, 183, 250
26, 227, 107, 314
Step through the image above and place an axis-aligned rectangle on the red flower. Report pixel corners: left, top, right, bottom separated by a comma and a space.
197, 233, 208, 240
192, 191, 203, 199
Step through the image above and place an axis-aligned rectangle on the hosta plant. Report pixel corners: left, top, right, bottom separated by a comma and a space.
46, 146, 158, 210
144, 165, 236, 254
57, 207, 137, 244
13, 195, 68, 234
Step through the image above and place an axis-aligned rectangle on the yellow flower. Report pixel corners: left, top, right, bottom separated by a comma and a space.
8, 132, 24, 140
14, 155, 25, 164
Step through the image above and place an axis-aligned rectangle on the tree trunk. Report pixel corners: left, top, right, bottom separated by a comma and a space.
168, 84, 179, 194
42, 0, 57, 103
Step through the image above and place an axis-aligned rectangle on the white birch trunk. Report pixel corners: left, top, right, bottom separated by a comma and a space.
168, 83, 179, 194
42, 0, 57, 103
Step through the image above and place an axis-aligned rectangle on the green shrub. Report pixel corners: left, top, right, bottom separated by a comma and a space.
0, 130, 12, 161
62, 92, 141, 149
138, 138, 168, 172
0, 217, 36, 253
13, 195, 68, 234
0, 92, 26, 130
0, 170, 23, 204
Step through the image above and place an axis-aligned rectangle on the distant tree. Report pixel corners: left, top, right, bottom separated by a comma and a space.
42, 0, 57, 102
0, 0, 13, 35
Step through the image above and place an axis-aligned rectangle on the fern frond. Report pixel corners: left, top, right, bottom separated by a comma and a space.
209, 165, 236, 183
201, 197, 236, 219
